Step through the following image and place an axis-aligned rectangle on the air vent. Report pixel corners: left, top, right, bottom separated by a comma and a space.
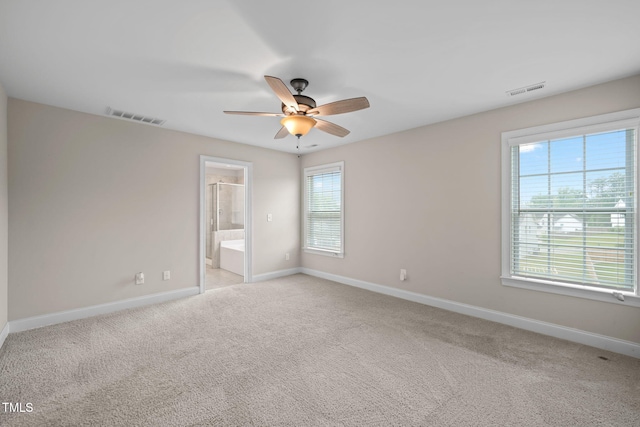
506, 81, 546, 97
105, 107, 165, 126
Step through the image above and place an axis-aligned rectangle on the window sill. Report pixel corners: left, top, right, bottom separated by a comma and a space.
501, 276, 640, 308
304, 248, 344, 258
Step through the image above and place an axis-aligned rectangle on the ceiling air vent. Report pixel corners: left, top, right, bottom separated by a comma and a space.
105, 107, 165, 126
506, 81, 546, 97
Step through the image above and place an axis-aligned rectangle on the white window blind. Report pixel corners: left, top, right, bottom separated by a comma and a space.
508, 121, 637, 294
304, 162, 344, 256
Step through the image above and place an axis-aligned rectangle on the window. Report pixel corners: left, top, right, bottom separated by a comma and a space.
502, 109, 640, 304
304, 162, 344, 257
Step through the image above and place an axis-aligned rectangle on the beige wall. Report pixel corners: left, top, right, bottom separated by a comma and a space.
301, 75, 640, 344
8, 99, 300, 320
0, 83, 7, 332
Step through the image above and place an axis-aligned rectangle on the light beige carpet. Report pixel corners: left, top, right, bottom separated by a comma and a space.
1, 274, 638, 426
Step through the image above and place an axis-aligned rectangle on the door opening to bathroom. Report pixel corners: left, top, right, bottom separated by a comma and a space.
200, 156, 252, 292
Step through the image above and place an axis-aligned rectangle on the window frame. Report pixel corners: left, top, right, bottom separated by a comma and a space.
501, 108, 640, 307
303, 161, 345, 258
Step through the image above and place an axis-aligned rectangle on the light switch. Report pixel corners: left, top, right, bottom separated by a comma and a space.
267, 213, 273, 222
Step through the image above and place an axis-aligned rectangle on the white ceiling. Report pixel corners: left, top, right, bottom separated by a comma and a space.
1, 1, 639, 154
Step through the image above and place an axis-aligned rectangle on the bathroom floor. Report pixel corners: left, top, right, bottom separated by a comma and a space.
206, 265, 244, 290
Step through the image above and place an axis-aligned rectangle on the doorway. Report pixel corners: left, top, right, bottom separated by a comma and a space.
199, 156, 252, 293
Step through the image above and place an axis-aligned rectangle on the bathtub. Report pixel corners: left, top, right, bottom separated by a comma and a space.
220, 239, 244, 276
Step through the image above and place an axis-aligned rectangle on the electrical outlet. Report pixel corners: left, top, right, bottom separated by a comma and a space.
135, 272, 144, 285
285, 253, 290, 261
163, 271, 170, 281
400, 269, 407, 281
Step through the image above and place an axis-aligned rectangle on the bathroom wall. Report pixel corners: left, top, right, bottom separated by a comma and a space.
205, 167, 244, 186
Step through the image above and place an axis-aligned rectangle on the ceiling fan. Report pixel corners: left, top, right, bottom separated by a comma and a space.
224, 76, 370, 139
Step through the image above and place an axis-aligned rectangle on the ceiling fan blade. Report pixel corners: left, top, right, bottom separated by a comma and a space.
307, 97, 369, 116
315, 119, 350, 137
223, 111, 283, 116
264, 76, 299, 112
274, 126, 289, 139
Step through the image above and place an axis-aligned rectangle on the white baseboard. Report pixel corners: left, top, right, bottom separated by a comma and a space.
252, 267, 302, 283
9, 287, 200, 334
0, 321, 8, 350
301, 268, 640, 359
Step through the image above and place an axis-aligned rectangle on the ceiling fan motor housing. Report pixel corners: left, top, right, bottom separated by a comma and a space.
282, 95, 316, 114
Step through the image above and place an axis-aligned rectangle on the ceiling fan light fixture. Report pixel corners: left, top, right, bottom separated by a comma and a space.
280, 115, 316, 137
225, 76, 369, 139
